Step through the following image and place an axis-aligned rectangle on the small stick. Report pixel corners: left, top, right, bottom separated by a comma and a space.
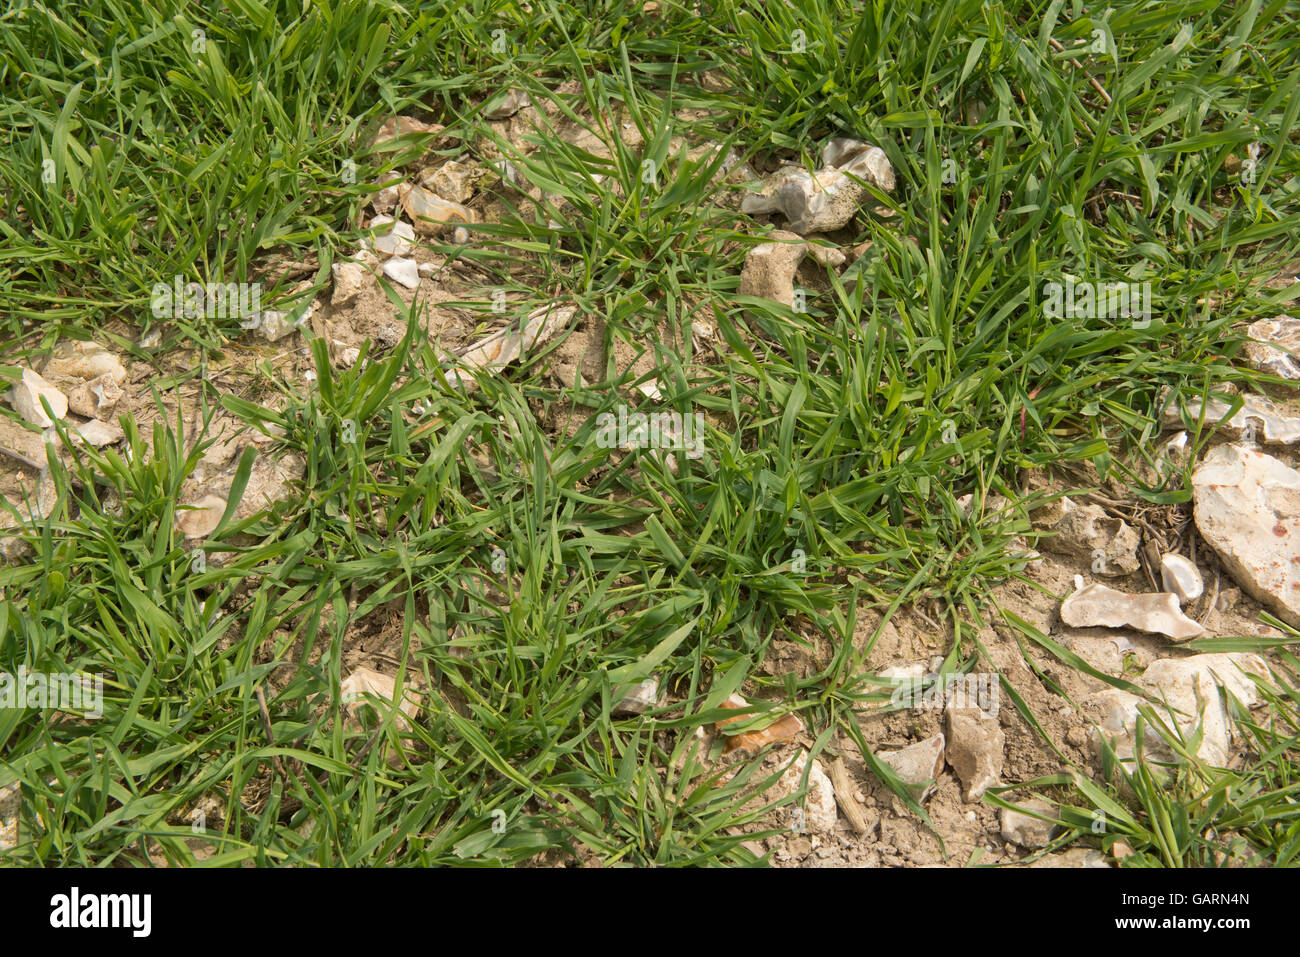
1199, 567, 1221, 627
829, 758, 873, 835
1048, 37, 1114, 105
254, 686, 288, 780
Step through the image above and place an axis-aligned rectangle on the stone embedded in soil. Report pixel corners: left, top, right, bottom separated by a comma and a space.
0, 532, 33, 564
7, 368, 68, 428
1041, 498, 1141, 577
340, 667, 420, 725
370, 181, 401, 215
805, 240, 846, 268
235, 451, 304, 521
255, 307, 308, 343
23, 466, 58, 521
1160, 553, 1204, 604
445, 303, 578, 391
1063, 633, 1124, 676
66, 373, 124, 420
1160, 387, 1300, 445
707, 146, 756, 189
715, 692, 805, 755
958, 491, 1010, 519
175, 494, 227, 539
369, 215, 416, 257
1020, 468, 1068, 525
945, 704, 1004, 802
179, 444, 304, 531
740, 138, 894, 234
1243, 315, 1300, 380
1084, 652, 1268, 768
999, 798, 1058, 848
1159, 430, 1190, 468
777, 752, 838, 833
1059, 581, 1204, 641
1192, 443, 1300, 627
331, 255, 377, 306
876, 733, 945, 802
738, 230, 808, 307
382, 256, 420, 290
483, 88, 531, 120
340, 666, 421, 768
332, 342, 362, 369
398, 184, 475, 237
0, 415, 53, 469
73, 418, 124, 448
368, 115, 441, 148
42, 342, 127, 386
421, 160, 480, 204
878, 657, 943, 683
612, 678, 658, 716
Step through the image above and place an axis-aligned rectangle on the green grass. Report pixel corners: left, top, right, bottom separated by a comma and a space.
1, 0, 1298, 866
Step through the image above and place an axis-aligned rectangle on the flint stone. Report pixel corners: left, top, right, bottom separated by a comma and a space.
877, 733, 944, 802
1161, 387, 1300, 445
1160, 553, 1204, 604
370, 215, 415, 257
738, 231, 808, 306
421, 160, 480, 204
741, 138, 894, 234
945, 704, 1004, 802
1043, 498, 1141, 576
1243, 315, 1300, 380
66, 374, 124, 420
382, 257, 420, 290
612, 678, 658, 716
331, 255, 377, 306
42, 342, 127, 386
778, 752, 839, 833
1192, 443, 1300, 627
484, 88, 530, 120
8, 369, 67, 428
1084, 653, 1268, 767
1060, 581, 1204, 641
399, 184, 475, 237
1000, 798, 1058, 848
